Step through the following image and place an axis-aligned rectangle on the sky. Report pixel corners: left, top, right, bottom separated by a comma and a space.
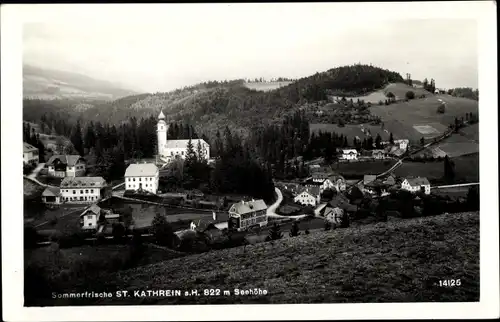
21, 3, 479, 93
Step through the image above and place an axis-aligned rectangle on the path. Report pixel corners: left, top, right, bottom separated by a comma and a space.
431, 182, 479, 189
266, 187, 283, 216
111, 182, 125, 191
27, 163, 45, 179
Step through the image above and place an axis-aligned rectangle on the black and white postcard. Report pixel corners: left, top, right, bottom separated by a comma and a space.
1, 2, 498, 321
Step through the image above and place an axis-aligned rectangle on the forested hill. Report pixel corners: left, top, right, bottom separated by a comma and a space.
23, 64, 404, 138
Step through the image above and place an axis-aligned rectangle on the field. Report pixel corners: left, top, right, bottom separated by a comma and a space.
345, 82, 432, 103
332, 160, 398, 178
43, 211, 480, 305
369, 95, 479, 143
417, 130, 479, 158
310, 123, 394, 141
395, 153, 479, 183
431, 186, 472, 199
243, 81, 292, 92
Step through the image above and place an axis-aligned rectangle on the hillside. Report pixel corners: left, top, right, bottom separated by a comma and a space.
46, 212, 479, 305
24, 64, 406, 139
23, 65, 139, 100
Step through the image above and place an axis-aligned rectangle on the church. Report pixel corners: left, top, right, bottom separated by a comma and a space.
157, 110, 210, 163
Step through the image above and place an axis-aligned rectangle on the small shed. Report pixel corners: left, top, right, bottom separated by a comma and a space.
41, 186, 61, 204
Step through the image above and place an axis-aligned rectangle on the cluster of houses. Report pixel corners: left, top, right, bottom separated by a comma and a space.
337, 139, 410, 161
41, 155, 108, 205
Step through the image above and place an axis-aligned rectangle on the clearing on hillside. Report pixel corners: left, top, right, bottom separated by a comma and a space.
310, 123, 396, 142
45, 211, 480, 305
369, 95, 478, 142
342, 82, 433, 103
244, 81, 293, 92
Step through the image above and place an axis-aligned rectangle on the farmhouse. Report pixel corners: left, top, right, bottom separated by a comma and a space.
41, 186, 62, 204
79, 204, 116, 230
401, 177, 431, 195
60, 176, 107, 203
124, 163, 159, 194
341, 149, 358, 161
307, 172, 346, 192
46, 155, 86, 177
228, 199, 268, 231
294, 186, 321, 207
323, 206, 345, 225
190, 212, 229, 232
23, 142, 39, 165
394, 139, 409, 151
372, 149, 386, 160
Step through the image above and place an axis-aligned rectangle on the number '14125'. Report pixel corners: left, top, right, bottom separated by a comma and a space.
439, 279, 461, 287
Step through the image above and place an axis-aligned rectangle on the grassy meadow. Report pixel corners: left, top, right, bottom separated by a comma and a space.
38, 211, 480, 305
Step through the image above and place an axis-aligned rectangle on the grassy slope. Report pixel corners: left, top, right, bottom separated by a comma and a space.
348, 82, 432, 103
71, 211, 480, 305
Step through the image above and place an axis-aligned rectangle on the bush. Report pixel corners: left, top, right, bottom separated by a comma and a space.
150, 213, 175, 247
324, 221, 332, 231
23, 163, 35, 175
24, 227, 40, 248
437, 103, 446, 113
289, 221, 301, 237
267, 223, 283, 241
405, 91, 415, 100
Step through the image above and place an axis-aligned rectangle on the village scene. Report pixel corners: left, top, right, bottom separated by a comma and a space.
20, 12, 481, 307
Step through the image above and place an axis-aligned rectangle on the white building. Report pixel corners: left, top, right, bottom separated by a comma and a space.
228, 199, 268, 231
124, 163, 159, 194
157, 111, 210, 163
294, 187, 321, 207
401, 177, 431, 195
394, 139, 409, 151
23, 142, 39, 165
59, 176, 107, 203
46, 155, 86, 177
341, 149, 358, 161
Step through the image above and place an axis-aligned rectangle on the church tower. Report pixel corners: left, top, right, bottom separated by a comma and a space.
157, 110, 168, 156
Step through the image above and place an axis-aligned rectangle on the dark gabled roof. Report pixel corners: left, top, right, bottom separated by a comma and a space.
46, 155, 85, 167
23, 142, 38, 153
405, 177, 430, 186
192, 212, 229, 231
42, 186, 60, 197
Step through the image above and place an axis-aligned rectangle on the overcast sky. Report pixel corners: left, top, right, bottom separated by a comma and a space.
22, 3, 479, 93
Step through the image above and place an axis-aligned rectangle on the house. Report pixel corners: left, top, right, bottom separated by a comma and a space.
41, 186, 62, 204
59, 176, 107, 203
314, 203, 328, 216
124, 163, 159, 194
383, 175, 396, 186
401, 177, 431, 195
341, 149, 358, 161
190, 212, 229, 232
23, 142, 39, 165
294, 186, 321, 207
372, 149, 386, 160
79, 204, 114, 230
45, 155, 86, 177
228, 199, 268, 231
394, 139, 409, 151
323, 206, 345, 225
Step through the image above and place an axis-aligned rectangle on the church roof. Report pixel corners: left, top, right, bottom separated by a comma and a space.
165, 139, 208, 149
158, 110, 165, 120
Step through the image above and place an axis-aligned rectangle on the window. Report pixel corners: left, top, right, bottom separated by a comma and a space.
85, 190, 88, 193
88, 223, 92, 226
181, 151, 184, 155
91, 189, 94, 193
73, 190, 76, 194
171, 152, 174, 156
133, 178, 135, 182
139, 178, 141, 182
80, 197, 83, 201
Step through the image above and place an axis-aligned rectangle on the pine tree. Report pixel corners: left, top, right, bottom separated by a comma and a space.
70, 120, 84, 156
375, 134, 382, 149
196, 139, 206, 163
324, 220, 332, 231
420, 137, 425, 146
444, 155, 455, 183
185, 138, 197, 167
151, 212, 175, 247
389, 132, 394, 145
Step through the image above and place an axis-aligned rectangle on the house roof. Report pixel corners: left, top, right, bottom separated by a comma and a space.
165, 139, 208, 149
42, 186, 60, 197
46, 155, 85, 167
192, 212, 229, 231
229, 199, 268, 215
23, 142, 38, 153
61, 176, 106, 188
80, 204, 102, 217
363, 175, 377, 185
405, 177, 430, 186
372, 149, 385, 155
342, 149, 358, 154
125, 163, 158, 177
311, 172, 330, 180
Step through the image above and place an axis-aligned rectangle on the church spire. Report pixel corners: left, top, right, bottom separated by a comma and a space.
158, 110, 165, 120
